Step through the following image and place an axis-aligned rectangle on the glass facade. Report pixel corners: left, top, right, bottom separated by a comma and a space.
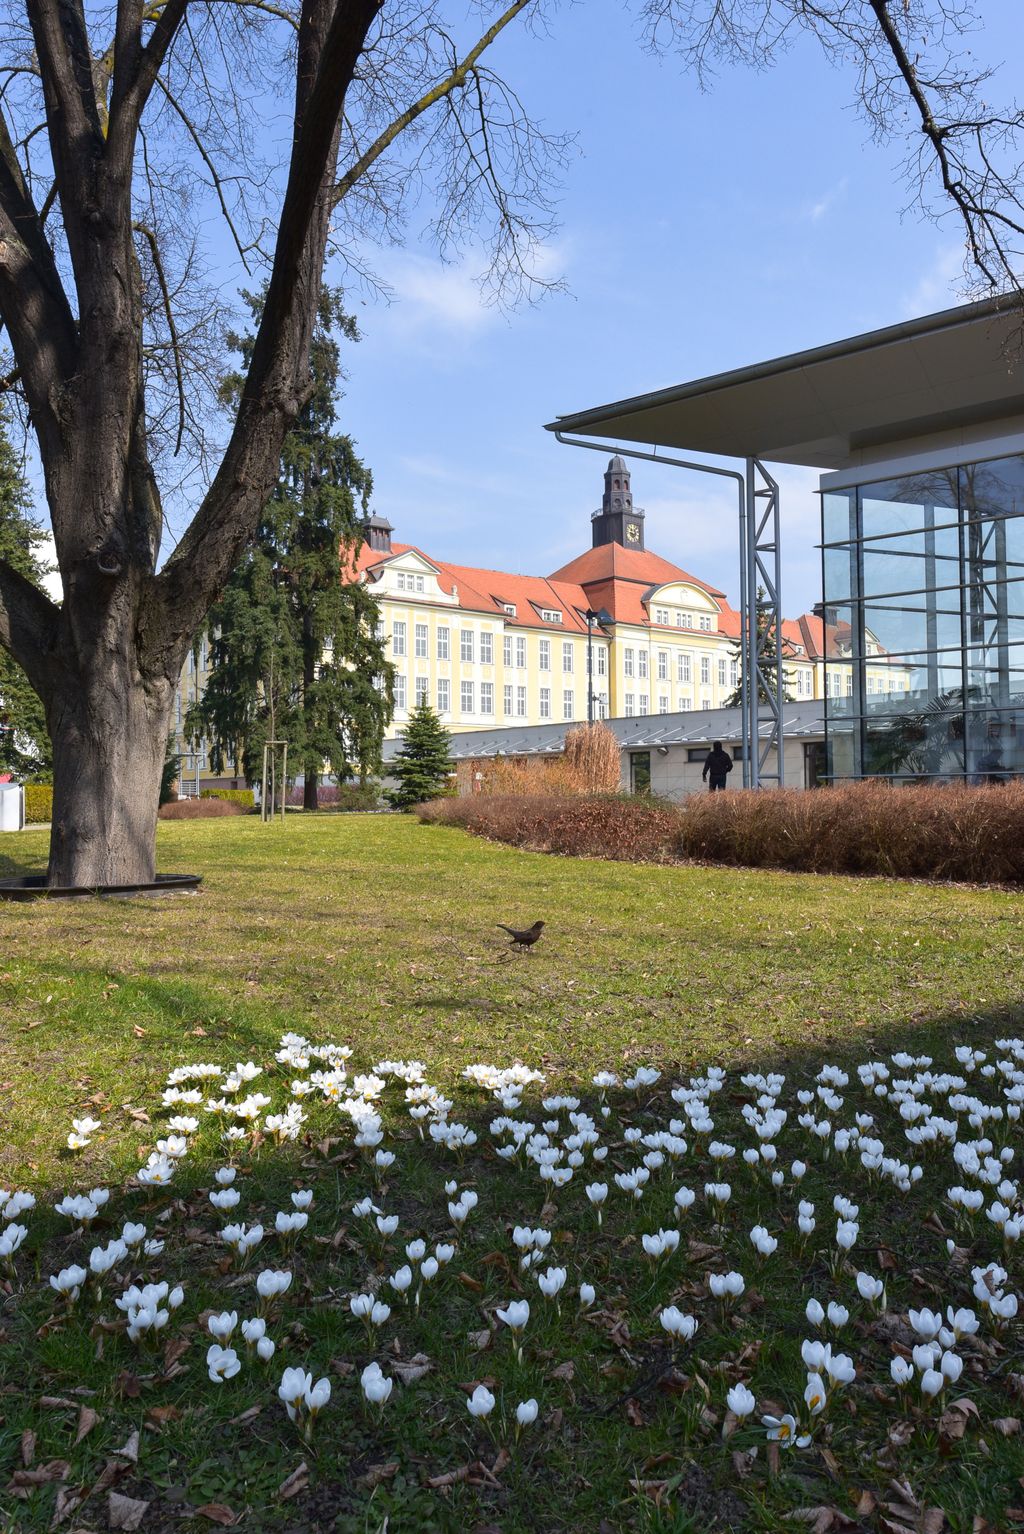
821, 452, 1024, 783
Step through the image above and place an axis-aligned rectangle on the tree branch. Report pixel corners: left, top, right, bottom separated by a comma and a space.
0, 107, 78, 453
0, 555, 60, 700
133, 220, 185, 454
333, 0, 532, 208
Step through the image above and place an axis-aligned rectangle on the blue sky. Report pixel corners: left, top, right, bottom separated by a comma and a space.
326, 0, 1019, 619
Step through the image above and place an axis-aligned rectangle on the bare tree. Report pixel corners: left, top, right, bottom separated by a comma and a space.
0, 0, 1022, 887
641, 0, 1024, 296
0, 0, 564, 885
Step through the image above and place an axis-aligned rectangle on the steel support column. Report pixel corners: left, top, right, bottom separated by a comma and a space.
744, 457, 784, 787
554, 433, 784, 786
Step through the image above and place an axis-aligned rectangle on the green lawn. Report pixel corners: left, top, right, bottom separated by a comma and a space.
1, 816, 1023, 1532
3, 814, 1024, 1183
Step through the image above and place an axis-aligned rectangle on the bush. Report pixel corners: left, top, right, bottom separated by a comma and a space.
24, 784, 53, 823
284, 783, 382, 811
159, 797, 248, 820
459, 756, 588, 797
563, 721, 622, 793
418, 793, 682, 862
201, 788, 255, 808
420, 779, 1024, 885
678, 779, 1024, 884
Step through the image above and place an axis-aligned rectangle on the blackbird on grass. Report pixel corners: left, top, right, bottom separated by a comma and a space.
497, 920, 545, 950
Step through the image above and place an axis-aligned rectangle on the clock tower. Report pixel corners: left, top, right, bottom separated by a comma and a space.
591, 456, 645, 550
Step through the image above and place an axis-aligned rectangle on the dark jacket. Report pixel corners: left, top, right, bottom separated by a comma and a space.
702, 747, 733, 782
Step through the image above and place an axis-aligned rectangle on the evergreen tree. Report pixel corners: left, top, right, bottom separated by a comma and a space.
724, 588, 795, 708
385, 700, 454, 810
0, 413, 52, 779
188, 290, 394, 805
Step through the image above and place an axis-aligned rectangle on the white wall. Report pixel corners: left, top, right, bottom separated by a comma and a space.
620, 739, 819, 799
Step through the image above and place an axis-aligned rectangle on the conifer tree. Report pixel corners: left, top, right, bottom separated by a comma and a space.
724, 587, 795, 708
188, 291, 394, 806
385, 701, 454, 810
0, 414, 52, 779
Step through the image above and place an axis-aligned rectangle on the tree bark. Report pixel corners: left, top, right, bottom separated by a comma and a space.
46, 638, 175, 887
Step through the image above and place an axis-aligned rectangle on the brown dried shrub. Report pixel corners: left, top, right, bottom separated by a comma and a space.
158, 796, 248, 820
418, 793, 682, 862
678, 779, 1024, 883
421, 779, 1024, 884
563, 721, 622, 793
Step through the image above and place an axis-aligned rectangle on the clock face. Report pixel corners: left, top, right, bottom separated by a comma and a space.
625, 522, 640, 543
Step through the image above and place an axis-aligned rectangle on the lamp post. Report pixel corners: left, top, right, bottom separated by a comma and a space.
584, 608, 613, 723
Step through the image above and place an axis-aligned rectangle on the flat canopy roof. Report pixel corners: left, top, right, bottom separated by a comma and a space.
545, 296, 1024, 469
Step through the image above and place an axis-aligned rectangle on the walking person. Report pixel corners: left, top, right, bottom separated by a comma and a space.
702, 741, 733, 792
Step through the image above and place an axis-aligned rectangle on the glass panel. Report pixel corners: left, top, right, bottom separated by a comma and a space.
818, 604, 857, 658
822, 490, 857, 547
960, 455, 1024, 528
861, 526, 960, 599
964, 709, 1024, 782
859, 471, 958, 541
863, 711, 966, 782
964, 640, 1024, 707
862, 600, 962, 658
862, 651, 962, 713
824, 662, 856, 713
823, 544, 857, 605
825, 719, 859, 781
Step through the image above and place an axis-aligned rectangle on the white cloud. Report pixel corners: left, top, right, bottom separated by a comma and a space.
805, 177, 848, 224
374, 250, 498, 338
903, 244, 970, 316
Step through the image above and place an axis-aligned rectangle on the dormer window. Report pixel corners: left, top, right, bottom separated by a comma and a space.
654, 607, 669, 625
502, 602, 517, 617
540, 608, 563, 624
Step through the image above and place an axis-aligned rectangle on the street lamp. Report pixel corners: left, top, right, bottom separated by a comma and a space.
584, 607, 613, 724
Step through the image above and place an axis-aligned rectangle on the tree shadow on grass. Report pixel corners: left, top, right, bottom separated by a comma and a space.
0, 833, 49, 878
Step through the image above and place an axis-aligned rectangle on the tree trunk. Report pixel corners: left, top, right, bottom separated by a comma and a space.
46, 655, 174, 888
303, 772, 319, 812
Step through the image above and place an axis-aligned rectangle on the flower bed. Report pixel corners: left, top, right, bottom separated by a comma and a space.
4, 1033, 1023, 1529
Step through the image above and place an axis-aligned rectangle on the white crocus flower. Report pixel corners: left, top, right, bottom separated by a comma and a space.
207, 1344, 241, 1383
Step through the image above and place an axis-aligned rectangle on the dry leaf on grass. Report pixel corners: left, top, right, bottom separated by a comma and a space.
392, 1354, 432, 1385
6, 1459, 70, 1496
356, 1462, 399, 1491
550, 1360, 575, 1382
277, 1462, 309, 1501
108, 1491, 150, 1530
111, 1431, 139, 1464
194, 1503, 240, 1526
75, 1407, 100, 1445
789, 1509, 855, 1534
20, 1429, 35, 1468
993, 1417, 1021, 1436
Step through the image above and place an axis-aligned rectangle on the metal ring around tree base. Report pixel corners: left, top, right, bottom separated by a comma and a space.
0, 873, 203, 901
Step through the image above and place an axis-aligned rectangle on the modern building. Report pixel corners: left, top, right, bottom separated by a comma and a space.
547, 296, 1024, 785
352, 457, 841, 740
382, 701, 828, 800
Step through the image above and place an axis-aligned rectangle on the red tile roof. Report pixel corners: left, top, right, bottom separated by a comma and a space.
348, 534, 823, 650
547, 541, 725, 597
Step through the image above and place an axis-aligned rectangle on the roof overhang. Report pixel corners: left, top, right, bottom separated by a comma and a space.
545, 296, 1024, 470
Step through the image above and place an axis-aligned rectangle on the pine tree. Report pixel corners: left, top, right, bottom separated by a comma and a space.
724, 588, 795, 708
385, 700, 454, 810
188, 290, 394, 805
0, 412, 52, 779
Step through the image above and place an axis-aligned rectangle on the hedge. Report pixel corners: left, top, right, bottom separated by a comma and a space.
201, 788, 255, 808
419, 780, 1024, 885
24, 784, 53, 823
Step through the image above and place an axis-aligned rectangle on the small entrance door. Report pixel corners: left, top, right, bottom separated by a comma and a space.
630, 751, 651, 794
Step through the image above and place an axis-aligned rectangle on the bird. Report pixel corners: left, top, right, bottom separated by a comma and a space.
497, 919, 545, 950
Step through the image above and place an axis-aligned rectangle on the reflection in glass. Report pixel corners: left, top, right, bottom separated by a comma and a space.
822, 453, 1024, 783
